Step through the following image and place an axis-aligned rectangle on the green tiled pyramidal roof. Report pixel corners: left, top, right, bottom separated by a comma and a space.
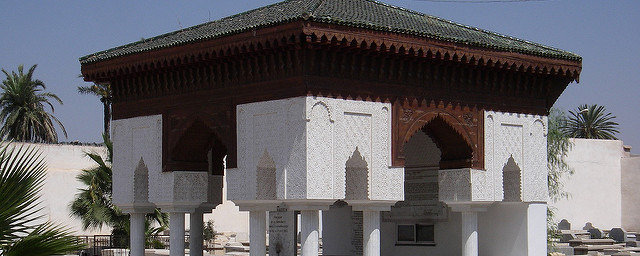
80, 0, 581, 64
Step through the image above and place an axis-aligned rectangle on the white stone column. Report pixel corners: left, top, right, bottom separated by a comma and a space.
363, 211, 381, 256
130, 212, 147, 256
250, 211, 267, 256
301, 210, 319, 256
190, 210, 204, 256
170, 212, 186, 256
461, 211, 478, 256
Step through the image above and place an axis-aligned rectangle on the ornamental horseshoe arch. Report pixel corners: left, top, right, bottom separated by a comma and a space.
401, 111, 475, 170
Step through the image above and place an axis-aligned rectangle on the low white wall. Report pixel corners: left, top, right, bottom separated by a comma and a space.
10, 142, 111, 236
552, 139, 624, 230
622, 154, 640, 231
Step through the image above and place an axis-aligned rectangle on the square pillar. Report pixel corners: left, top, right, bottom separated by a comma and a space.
190, 210, 204, 256
527, 203, 547, 256
170, 212, 186, 256
301, 210, 319, 256
462, 211, 478, 256
363, 211, 381, 256
250, 211, 267, 256
129, 212, 147, 256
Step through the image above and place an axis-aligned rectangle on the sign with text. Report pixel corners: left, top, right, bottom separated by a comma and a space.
269, 205, 296, 256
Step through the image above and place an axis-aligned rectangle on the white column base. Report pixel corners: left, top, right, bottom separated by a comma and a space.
462, 211, 478, 256
250, 211, 266, 256
190, 211, 204, 256
363, 211, 380, 256
170, 212, 186, 256
130, 213, 146, 256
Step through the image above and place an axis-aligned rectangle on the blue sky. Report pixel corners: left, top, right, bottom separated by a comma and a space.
1, 0, 639, 152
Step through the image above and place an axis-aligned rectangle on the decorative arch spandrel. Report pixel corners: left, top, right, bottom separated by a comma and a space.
392, 102, 484, 169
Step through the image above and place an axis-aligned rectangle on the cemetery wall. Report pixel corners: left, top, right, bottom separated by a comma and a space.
10, 142, 111, 236
552, 139, 624, 229
622, 152, 640, 231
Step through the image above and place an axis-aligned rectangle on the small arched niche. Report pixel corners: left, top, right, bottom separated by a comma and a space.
256, 149, 276, 200
502, 155, 522, 202
345, 147, 369, 200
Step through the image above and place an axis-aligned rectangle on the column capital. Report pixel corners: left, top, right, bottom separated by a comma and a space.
448, 202, 492, 213
156, 202, 202, 213
118, 203, 156, 214
349, 201, 397, 212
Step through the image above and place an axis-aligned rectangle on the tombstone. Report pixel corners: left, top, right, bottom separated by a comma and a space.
588, 228, 604, 239
269, 204, 296, 256
583, 222, 595, 230
561, 233, 578, 243
610, 228, 628, 243
554, 244, 575, 256
558, 219, 571, 230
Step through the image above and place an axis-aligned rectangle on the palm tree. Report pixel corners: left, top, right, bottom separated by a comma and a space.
563, 104, 620, 140
77, 82, 111, 138
70, 134, 168, 247
0, 143, 84, 255
0, 64, 67, 143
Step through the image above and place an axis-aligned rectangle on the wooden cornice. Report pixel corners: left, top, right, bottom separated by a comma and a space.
302, 21, 581, 82
82, 20, 581, 84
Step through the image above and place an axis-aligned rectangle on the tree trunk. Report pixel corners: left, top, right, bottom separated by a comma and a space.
103, 100, 111, 139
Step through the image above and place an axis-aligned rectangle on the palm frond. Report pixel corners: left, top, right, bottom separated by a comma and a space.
0, 143, 83, 254
562, 104, 620, 140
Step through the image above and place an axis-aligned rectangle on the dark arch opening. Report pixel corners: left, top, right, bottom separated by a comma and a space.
168, 117, 227, 175
420, 115, 473, 169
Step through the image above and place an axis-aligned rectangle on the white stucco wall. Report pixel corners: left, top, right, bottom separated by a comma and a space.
381, 211, 462, 255
622, 153, 640, 231
8, 142, 111, 236
552, 138, 625, 230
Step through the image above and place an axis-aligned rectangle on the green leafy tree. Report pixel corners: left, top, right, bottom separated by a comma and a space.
70, 134, 168, 247
0, 64, 67, 142
0, 143, 84, 255
547, 108, 574, 253
563, 104, 619, 140
77, 82, 111, 138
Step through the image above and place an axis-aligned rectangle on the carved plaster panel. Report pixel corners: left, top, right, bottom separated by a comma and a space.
228, 96, 403, 205
112, 115, 162, 212
484, 111, 548, 203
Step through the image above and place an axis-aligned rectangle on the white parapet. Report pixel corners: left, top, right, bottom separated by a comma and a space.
439, 111, 548, 204
227, 96, 403, 206
112, 115, 222, 213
